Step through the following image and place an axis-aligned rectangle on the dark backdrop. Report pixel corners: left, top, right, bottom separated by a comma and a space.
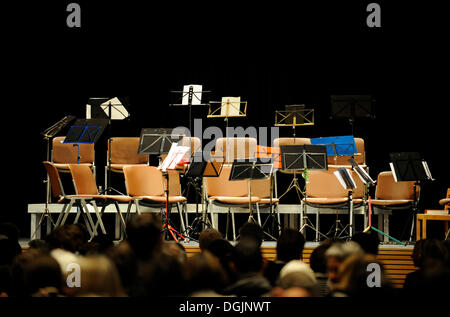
3, 1, 448, 238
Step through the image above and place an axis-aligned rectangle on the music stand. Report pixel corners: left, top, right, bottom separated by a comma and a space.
310, 135, 358, 166
389, 152, 434, 242
169, 85, 211, 134
138, 128, 183, 156
34, 115, 77, 239
330, 95, 374, 135
183, 153, 224, 239
208, 97, 247, 130
274, 104, 315, 138
229, 159, 273, 239
278, 145, 328, 201
88, 97, 130, 194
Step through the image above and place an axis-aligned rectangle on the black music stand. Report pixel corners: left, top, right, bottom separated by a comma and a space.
88, 97, 130, 195
330, 95, 374, 135
229, 158, 275, 239
34, 115, 77, 239
138, 128, 183, 156
183, 153, 224, 239
279, 145, 328, 240
389, 152, 434, 242
278, 144, 328, 201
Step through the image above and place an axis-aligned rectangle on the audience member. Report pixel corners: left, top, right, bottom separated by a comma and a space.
0, 223, 22, 257
264, 228, 305, 286
271, 260, 318, 297
45, 224, 88, 255
325, 241, 363, 289
351, 231, 379, 255
205, 238, 236, 285
126, 213, 163, 261
239, 222, 264, 246
106, 240, 137, 296
309, 238, 336, 296
184, 251, 228, 296
222, 238, 271, 297
198, 228, 222, 251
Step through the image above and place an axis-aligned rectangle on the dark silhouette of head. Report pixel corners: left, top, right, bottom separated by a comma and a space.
276, 228, 306, 262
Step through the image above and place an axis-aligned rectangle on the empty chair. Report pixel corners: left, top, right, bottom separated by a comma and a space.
105, 137, 149, 194
122, 165, 187, 233
301, 167, 365, 240
204, 165, 261, 240
371, 171, 419, 242
52, 136, 95, 172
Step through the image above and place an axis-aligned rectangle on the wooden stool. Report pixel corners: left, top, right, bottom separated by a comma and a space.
416, 214, 450, 240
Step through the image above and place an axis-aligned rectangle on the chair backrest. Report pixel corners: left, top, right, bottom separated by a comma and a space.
204, 165, 248, 197
108, 137, 149, 165
375, 171, 418, 200
43, 161, 65, 197
327, 137, 366, 166
52, 136, 95, 164
166, 170, 181, 196
69, 164, 98, 195
250, 178, 271, 199
215, 137, 257, 163
306, 167, 364, 199
123, 165, 165, 197
273, 137, 311, 147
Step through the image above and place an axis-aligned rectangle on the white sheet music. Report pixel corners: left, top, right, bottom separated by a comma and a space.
182, 84, 202, 105
334, 168, 357, 189
158, 143, 190, 172
221, 97, 241, 116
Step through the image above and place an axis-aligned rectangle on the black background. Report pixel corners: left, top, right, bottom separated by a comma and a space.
2, 1, 449, 239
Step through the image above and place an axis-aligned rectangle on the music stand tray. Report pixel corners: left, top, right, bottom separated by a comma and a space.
275, 106, 315, 127
330, 95, 373, 119
63, 118, 108, 144
138, 128, 183, 155
310, 136, 357, 158
280, 145, 328, 171
389, 152, 433, 182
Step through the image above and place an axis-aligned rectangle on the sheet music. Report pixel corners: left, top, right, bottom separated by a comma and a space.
221, 97, 241, 116
158, 143, 190, 172
422, 161, 434, 180
182, 84, 203, 105
354, 165, 375, 185
334, 168, 356, 189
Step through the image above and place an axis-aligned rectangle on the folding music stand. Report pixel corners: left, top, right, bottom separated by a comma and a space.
169, 85, 211, 134
278, 144, 328, 201
274, 104, 315, 138
229, 158, 273, 222
87, 97, 130, 194
330, 95, 374, 135
183, 153, 224, 239
208, 97, 247, 130
34, 115, 77, 238
389, 152, 434, 242
138, 128, 183, 156
310, 135, 358, 166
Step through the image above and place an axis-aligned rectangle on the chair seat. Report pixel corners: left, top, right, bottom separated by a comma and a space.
259, 198, 280, 204
303, 197, 364, 205
137, 195, 187, 204
53, 163, 93, 171
109, 163, 148, 172
65, 194, 133, 203
371, 199, 413, 206
439, 198, 450, 206
209, 196, 261, 204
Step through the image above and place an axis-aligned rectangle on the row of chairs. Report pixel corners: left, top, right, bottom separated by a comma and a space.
45, 135, 418, 242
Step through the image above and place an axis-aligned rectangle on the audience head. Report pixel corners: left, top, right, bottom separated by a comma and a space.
420, 238, 448, 270
309, 239, 335, 274
239, 222, 264, 246
126, 213, 163, 260
68, 255, 125, 297
330, 254, 391, 297
198, 228, 222, 251
204, 238, 236, 283
184, 251, 228, 295
351, 231, 379, 255
45, 224, 88, 254
276, 228, 305, 262
0, 235, 19, 266
106, 240, 137, 294
272, 260, 318, 297
11, 249, 62, 297
325, 241, 363, 285
232, 238, 263, 274
0, 223, 22, 257
162, 241, 186, 264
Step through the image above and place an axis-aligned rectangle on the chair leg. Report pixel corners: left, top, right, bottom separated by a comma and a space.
80, 199, 97, 235
300, 201, 305, 235
349, 200, 354, 237
114, 201, 127, 239
61, 200, 75, 227
184, 203, 189, 230
256, 203, 261, 226
315, 208, 320, 241
231, 208, 236, 241
176, 203, 186, 232
55, 203, 68, 227
276, 203, 281, 234
91, 201, 107, 235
